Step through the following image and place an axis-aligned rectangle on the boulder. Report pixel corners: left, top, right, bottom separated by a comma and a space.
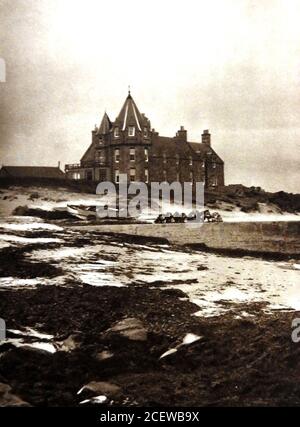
105, 318, 147, 342
78, 381, 121, 397
0, 383, 30, 407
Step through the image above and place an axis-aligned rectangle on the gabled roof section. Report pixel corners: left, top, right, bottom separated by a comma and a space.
97, 112, 112, 135
189, 142, 224, 163
81, 142, 95, 163
115, 92, 149, 131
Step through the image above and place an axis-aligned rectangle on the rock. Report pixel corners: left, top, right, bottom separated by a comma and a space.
29, 192, 39, 200
0, 383, 30, 407
78, 381, 121, 397
105, 318, 148, 342
56, 334, 80, 352
95, 350, 114, 362
12, 205, 29, 216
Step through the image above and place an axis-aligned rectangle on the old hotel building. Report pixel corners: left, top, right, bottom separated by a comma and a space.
65, 92, 224, 189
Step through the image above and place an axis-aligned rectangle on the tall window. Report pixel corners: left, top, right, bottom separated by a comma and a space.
72, 172, 80, 180
143, 127, 148, 137
115, 169, 120, 183
130, 147, 135, 161
115, 148, 120, 163
144, 148, 149, 162
128, 126, 135, 137
189, 156, 193, 166
114, 127, 120, 138
212, 162, 216, 169
130, 168, 136, 182
145, 168, 149, 183
97, 150, 105, 164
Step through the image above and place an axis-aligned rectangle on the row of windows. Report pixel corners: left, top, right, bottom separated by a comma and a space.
115, 168, 149, 183
114, 127, 149, 138
114, 147, 149, 163
97, 148, 216, 169
114, 170, 200, 183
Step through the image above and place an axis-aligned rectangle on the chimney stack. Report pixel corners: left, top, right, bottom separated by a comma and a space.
202, 129, 211, 146
176, 126, 187, 142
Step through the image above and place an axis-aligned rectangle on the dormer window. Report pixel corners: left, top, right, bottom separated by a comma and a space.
143, 127, 148, 137
114, 127, 120, 138
128, 126, 135, 137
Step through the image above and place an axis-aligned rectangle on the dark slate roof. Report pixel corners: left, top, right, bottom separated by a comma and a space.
114, 93, 150, 131
0, 166, 65, 179
189, 142, 224, 163
151, 136, 204, 160
97, 112, 112, 135
81, 142, 95, 162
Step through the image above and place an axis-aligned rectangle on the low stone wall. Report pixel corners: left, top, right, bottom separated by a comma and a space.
73, 221, 300, 257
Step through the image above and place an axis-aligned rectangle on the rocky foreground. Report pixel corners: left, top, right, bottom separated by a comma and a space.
0, 228, 300, 407
0, 281, 300, 407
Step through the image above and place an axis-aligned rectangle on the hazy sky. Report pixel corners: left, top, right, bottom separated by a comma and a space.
0, 0, 299, 192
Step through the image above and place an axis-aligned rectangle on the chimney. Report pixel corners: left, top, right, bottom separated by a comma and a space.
176, 126, 187, 142
202, 129, 211, 146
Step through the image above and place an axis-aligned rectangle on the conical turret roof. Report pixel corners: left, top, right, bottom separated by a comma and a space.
115, 92, 149, 131
97, 112, 112, 135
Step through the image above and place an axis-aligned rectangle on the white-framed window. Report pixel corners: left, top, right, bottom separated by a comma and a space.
143, 127, 148, 137
130, 147, 135, 161
97, 150, 105, 164
130, 168, 136, 182
212, 177, 218, 187
212, 162, 216, 169
189, 156, 193, 166
115, 169, 120, 183
72, 172, 81, 180
202, 161, 205, 168
115, 148, 120, 163
128, 126, 135, 137
114, 127, 120, 138
145, 168, 149, 183
144, 148, 149, 162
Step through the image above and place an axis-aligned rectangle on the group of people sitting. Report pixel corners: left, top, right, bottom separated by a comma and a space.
154, 210, 223, 224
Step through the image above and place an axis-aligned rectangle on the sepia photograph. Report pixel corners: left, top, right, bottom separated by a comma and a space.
0, 0, 300, 416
